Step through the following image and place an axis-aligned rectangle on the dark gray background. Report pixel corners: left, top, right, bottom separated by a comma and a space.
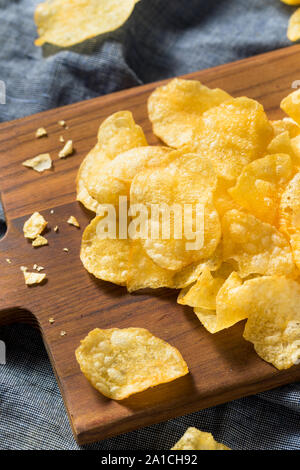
0, 0, 299, 450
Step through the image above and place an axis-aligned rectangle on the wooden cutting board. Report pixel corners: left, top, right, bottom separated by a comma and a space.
1, 45, 300, 446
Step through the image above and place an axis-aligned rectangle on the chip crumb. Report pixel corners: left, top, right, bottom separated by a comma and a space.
6, 258, 11, 264
58, 140, 73, 158
63, 247, 69, 252
32, 235, 48, 247
49, 317, 55, 324
53, 225, 59, 232
50, 209, 54, 214
67, 216, 80, 228
22, 154, 52, 173
58, 120, 66, 127
59, 135, 65, 143
23, 212, 47, 239
35, 127, 47, 138
33, 264, 44, 272
21, 267, 46, 286
60, 330, 67, 337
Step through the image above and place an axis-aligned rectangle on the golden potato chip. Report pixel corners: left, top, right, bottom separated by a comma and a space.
213, 178, 242, 217
189, 97, 273, 181
281, 89, 300, 125
171, 427, 230, 450
75, 327, 189, 400
80, 216, 131, 285
236, 276, 300, 369
77, 111, 147, 212
279, 172, 300, 268
67, 216, 80, 228
21, 266, 46, 286
22, 154, 52, 172
35, 0, 139, 47
130, 152, 220, 270
222, 210, 296, 277
287, 8, 300, 42
194, 272, 246, 334
290, 134, 300, 165
281, 0, 300, 4
148, 78, 231, 148
23, 212, 47, 239
32, 235, 48, 247
229, 154, 293, 224
267, 130, 299, 165
271, 118, 300, 138
178, 266, 225, 310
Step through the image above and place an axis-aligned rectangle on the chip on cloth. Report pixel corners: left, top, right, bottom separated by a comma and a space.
287, 8, 300, 42
148, 78, 231, 148
281, 89, 300, 125
23, 212, 47, 239
34, 0, 139, 47
229, 154, 293, 224
188, 97, 273, 181
67, 216, 80, 228
32, 235, 48, 247
75, 327, 189, 400
80, 216, 131, 285
21, 266, 46, 286
77, 111, 147, 213
238, 277, 300, 369
22, 154, 52, 172
171, 427, 230, 450
222, 210, 296, 278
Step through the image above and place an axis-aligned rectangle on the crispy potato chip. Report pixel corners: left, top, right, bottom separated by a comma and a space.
234, 276, 300, 369
171, 427, 230, 450
23, 212, 47, 239
77, 111, 147, 212
21, 266, 46, 286
287, 8, 300, 42
189, 97, 273, 181
271, 118, 300, 138
229, 154, 293, 224
279, 172, 300, 235
75, 327, 189, 400
67, 216, 80, 228
130, 152, 220, 270
22, 154, 52, 172
222, 210, 296, 277
267, 131, 299, 165
148, 78, 231, 148
213, 178, 242, 217
35, 0, 138, 47
80, 216, 131, 285
281, 0, 300, 4
32, 235, 48, 247
281, 89, 300, 125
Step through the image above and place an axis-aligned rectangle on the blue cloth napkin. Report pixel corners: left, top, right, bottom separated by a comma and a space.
0, 0, 299, 450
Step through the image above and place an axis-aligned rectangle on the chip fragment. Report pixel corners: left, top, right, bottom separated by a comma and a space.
22, 154, 52, 172
35, 127, 47, 138
222, 210, 296, 278
171, 427, 230, 450
34, 0, 139, 47
67, 216, 80, 228
23, 212, 47, 239
58, 140, 73, 158
21, 266, 46, 286
75, 327, 189, 400
32, 235, 48, 247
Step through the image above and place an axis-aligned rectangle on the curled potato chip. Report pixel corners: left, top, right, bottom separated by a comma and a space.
240, 277, 300, 369
35, 0, 138, 47
189, 97, 273, 181
281, 89, 300, 125
23, 212, 47, 239
75, 327, 189, 400
130, 152, 220, 270
287, 8, 300, 42
222, 210, 296, 278
229, 154, 293, 224
148, 78, 231, 148
80, 216, 131, 285
194, 272, 246, 334
171, 427, 230, 450
77, 111, 147, 212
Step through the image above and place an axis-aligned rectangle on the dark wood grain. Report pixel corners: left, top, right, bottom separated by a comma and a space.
1, 45, 300, 445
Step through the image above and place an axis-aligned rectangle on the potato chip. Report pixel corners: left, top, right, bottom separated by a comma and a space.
75, 327, 188, 400
148, 78, 231, 148
21, 266, 46, 286
281, 89, 300, 125
281, 0, 300, 4
32, 235, 48, 247
279, 171, 300, 233
67, 216, 80, 228
287, 8, 300, 42
229, 154, 293, 224
22, 154, 52, 173
130, 152, 220, 270
77, 111, 147, 212
271, 118, 300, 138
189, 97, 273, 181
213, 178, 242, 217
58, 140, 73, 158
171, 427, 230, 450
80, 216, 131, 285
222, 210, 296, 277
267, 130, 299, 165
232, 276, 300, 369
23, 212, 47, 239
177, 266, 225, 310
35, 0, 138, 47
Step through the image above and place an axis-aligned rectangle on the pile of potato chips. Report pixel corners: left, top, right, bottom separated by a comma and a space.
77, 78, 300, 372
